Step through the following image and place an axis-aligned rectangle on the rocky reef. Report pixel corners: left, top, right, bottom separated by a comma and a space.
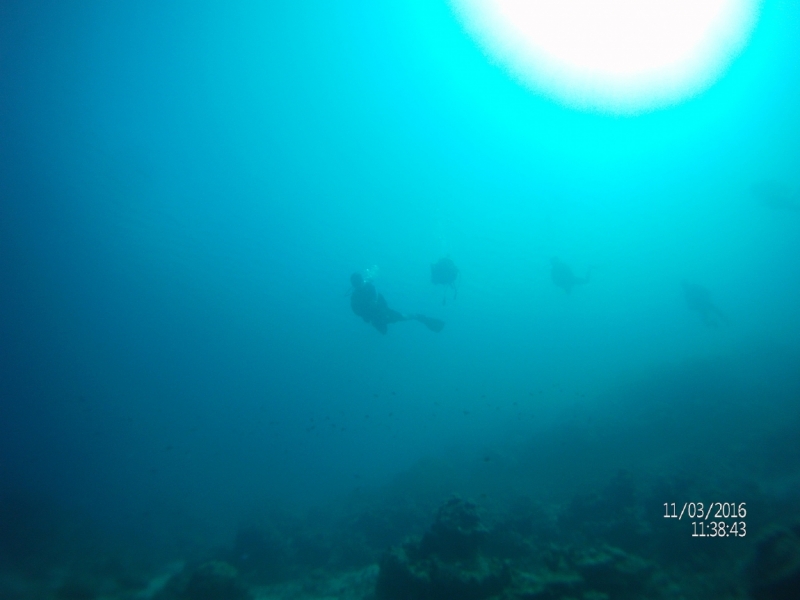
376, 496, 677, 600
376, 497, 510, 600
155, 561, 251, 600
747, 523, 800, 600
4, 469, 797, 600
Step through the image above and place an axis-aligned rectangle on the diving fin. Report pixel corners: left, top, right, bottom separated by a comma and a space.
414, 314, 445, 333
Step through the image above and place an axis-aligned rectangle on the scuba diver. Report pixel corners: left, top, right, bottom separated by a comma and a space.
430, 256, 459, 305
682, 281, 728, 327
350, 273, 444, 334
550, 257, 593, 294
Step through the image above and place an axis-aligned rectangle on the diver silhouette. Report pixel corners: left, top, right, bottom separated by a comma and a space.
682, 281, 728, 327
430, 257, 459, 305
551, 258, 593, 294
350, 273, 444, 334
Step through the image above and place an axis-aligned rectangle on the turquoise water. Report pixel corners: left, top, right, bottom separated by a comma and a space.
1, 1, 799, 593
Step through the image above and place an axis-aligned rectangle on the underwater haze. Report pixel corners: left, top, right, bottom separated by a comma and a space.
1, 1, 800, 599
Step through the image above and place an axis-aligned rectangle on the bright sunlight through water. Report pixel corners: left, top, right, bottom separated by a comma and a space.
452, 0, 761, 112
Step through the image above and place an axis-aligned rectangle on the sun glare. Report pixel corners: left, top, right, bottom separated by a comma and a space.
451, 0, 760, 113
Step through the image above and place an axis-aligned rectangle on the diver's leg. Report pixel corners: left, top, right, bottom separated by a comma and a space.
384, 308, 408, 324
413, 314, 445, 332
712, 305, 729, 325
699, 309, 717, 327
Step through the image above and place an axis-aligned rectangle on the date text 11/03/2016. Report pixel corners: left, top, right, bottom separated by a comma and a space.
663, 502, 747, 538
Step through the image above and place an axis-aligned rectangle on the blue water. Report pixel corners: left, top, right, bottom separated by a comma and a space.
1, 0, 799, 588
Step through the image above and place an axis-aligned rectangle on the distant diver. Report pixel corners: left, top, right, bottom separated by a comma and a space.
430, 256, 459, 305
350, 273, 444, 334
550, 257, 592, 294
752, 181, 800, 211
682, 281, 728, 327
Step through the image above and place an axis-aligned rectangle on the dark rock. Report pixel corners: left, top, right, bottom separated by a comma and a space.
419, 497, 488, 562
377, 546, 509, 600
559, 471, 651, 554
575, 545, 656, 600
55, 581, 97, 600
157, 561, 251, 600
375, 497, 510, 600
509, 569, 583, 600
230, 526, 292, 584
748, 524, 800, 600
375, 496, 676, 600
